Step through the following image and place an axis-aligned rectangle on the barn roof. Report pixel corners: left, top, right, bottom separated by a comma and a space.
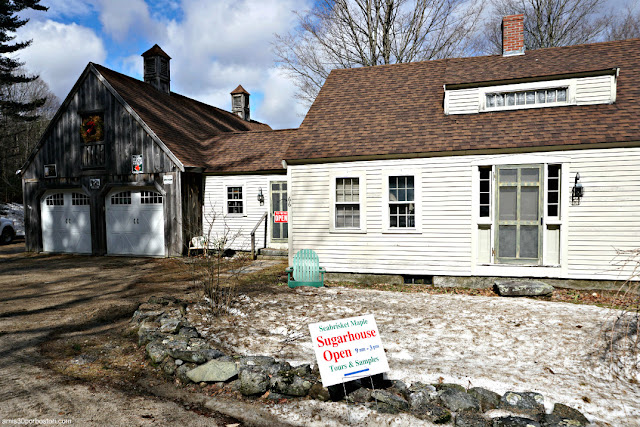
285, 38, 640, 163
93, 64, 272, 169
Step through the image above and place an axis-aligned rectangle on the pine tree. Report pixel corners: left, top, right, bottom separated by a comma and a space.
0, 0, 47, 121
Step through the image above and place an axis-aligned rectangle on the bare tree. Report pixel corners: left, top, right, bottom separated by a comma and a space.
483, 0, 608, 54
274, 0, 485, 105
605, 3, 640, 41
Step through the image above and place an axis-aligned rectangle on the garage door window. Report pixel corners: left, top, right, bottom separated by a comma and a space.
141, 191, 162, 204
111, 191, 131, 205
45, 193, 64, 206
72, 193, 90, 205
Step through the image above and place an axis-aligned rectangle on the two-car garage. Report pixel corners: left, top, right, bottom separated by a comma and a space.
40, 189, 165, 256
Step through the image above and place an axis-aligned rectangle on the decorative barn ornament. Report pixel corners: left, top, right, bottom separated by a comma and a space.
132, 155, 143, 174
80, 114, 104, 142
89, 178, 101, 190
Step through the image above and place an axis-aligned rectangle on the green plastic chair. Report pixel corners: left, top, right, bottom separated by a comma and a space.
286, 249, 326, 288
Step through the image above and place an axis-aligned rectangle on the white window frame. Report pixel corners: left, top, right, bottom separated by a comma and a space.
382, 170, 422, 233
225, 184, 246, 217
329, 171, 367, 233
479, 78, 577, 113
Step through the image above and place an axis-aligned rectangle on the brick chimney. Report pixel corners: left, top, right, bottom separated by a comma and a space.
230, 85, 250, 121
502, 14, 525, 56
142, 44, 171, 93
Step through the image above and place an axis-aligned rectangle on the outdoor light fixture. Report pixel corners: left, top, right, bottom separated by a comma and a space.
572, 173, 584, 204
257, 188, 264, 205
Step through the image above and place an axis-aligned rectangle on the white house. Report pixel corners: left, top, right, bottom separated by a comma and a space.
283, 15, 640, 283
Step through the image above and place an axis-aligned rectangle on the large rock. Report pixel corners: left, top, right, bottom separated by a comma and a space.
308, 383, 330, 401
370, 390, 409, 412
178, 326, 200, 338
435, 383, 467, 393
412, 403, 451, 424
469, 387, 501, 412
455, 413, 490, 427
239, 368, 270, 396
137, 321, 164, 345
439, 389, 480, 412
492, 416, 541, 427
159, 317, 183, 334
146, 340, 169, 363
499, 392, 545, 419
167, 338, 223, 364
546, 403, 589, 426
494, 281, 554, 297
186, 360, 238, 383
176, 362, 197, 384
409, 389, 436, 412
270, 373, 313, 397
346, 387, 372, 403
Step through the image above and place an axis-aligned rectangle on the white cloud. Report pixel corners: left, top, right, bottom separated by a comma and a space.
254, 68, 306, 129
94, 0, 165, 42
17, 19, 107, 99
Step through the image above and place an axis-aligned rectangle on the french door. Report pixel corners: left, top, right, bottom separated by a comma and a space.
495, 165, 543, 264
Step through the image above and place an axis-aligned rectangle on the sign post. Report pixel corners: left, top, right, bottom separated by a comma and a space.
308, 314, 389, 388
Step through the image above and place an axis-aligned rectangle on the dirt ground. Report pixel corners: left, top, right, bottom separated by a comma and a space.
0, 241, 291, 426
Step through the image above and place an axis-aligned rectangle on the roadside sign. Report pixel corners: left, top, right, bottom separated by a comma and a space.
308, 314, 389, 387
274, 211, 288, 223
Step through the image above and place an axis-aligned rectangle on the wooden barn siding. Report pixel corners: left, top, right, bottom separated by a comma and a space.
181, 172, 203, 253
202, 174, 285, 251
289, 146, 640, 281
23, 70, 183, 256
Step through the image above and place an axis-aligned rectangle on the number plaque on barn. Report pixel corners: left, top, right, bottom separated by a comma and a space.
132, 155, 143, 174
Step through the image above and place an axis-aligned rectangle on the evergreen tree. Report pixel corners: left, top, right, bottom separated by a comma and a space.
0, 0, 47, 121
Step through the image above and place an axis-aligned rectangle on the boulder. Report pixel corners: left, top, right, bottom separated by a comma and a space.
161, 357, 176, 375
469, 387, 501, 412
492, 416, 541, 427
264, 362, 292, 376
499, 392, 545, 419
346, 387, 372, 403
178, 326, 200, 338
542, 415, 585, 427
455, 413, 491, 427
131, 304, 164, 323
494, 281, 554, 297
146, 340, 169, 363
409, 389, 436, 411
238, 356, 276, 367
370, 389, 409, 411
290, 364, 312, 377
439, 388, 480, 413
186, 360, 238, 383
308, 383, 330, 401
435, 383, 467, 393
137, 321, 164, 345
548, 403, 589, 426
176, 363, 197, 384
270, 374, 313, 397
159, 317, 183, 334
412, 403, 451, 424
239, 368, 270, 396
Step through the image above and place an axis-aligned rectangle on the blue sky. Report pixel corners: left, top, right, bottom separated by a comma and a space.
13, 0, 635, 130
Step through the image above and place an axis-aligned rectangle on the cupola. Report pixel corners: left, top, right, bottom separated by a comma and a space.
142, 44, 171, 93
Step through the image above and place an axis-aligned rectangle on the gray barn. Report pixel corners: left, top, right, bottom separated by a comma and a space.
20, 45, 270, 256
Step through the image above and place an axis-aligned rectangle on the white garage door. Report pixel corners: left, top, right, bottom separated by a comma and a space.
106, 189, 165, 256
41, 191, 92, 254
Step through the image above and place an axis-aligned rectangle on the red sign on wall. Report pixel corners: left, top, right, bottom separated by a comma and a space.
274, 211, 288, 223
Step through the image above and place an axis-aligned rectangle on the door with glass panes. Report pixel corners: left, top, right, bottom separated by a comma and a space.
270, 181, 288, 243
495, 165, 543, 264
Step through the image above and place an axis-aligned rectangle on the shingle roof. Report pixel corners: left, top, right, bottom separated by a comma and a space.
231, 85, 250, 95
202, 129, 296, 173
141, 44, 171, 59
286, 38, 640, 162
93, 64, 271, 168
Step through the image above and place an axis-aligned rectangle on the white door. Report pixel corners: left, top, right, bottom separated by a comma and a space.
106, 190, 165, 256
41, 191, 92, 254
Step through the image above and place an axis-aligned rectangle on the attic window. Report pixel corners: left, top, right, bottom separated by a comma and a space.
160, 58, 168, 77
485, 87, 568, 110
232, 95, 242, 109
145, 58, 156, 74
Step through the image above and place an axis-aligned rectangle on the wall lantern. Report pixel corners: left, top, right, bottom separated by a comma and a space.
257, 187, 264, 206
572, 173, 584, 204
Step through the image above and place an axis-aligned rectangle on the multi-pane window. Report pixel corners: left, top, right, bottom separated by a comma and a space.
141, 191, 163, 204
479, 167, 491, 217
227, 187, 243, 214
45, 193, 64, 206
486, 87, 567, 109
335, 178, 360, 228
72, 193, 89, 206
389, 176, 415, 228
111, 191, 131, 205
547, 165, 561, 217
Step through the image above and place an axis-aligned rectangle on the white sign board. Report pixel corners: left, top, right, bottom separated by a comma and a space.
163, 175, 174, 185
308, 314, 389, 387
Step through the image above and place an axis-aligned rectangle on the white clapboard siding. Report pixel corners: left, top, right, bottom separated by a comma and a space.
203, 174, 287, 251
290, 145, 640, 281
445, 74, 615, 114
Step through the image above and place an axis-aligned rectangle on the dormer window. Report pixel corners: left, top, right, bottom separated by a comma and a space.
486, 87, 568, 110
